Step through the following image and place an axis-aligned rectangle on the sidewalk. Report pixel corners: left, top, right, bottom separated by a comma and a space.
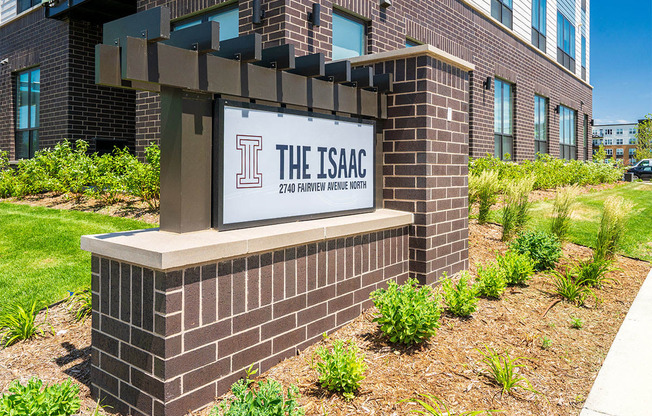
580, 266, 652, 416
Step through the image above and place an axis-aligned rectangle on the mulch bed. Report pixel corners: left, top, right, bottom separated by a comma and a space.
0, 186, 650, 415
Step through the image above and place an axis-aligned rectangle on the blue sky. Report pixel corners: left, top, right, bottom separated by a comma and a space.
591, 0, 652, 124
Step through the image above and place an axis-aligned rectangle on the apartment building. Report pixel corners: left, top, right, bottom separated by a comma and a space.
592, 122, 639, 165
0, 0, 592, 162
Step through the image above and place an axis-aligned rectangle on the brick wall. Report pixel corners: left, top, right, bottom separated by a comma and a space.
91, 227, 409, 415
0, 10, 135, 158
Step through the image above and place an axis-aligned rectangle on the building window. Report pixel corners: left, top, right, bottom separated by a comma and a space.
630, 158, 637, 165
532, 0, 546, 52
616, 148, 624, 156
629, 128, 637, 135
534, 95, 548, 155
492, 0, 513, 29
557, 12, 575, 72
616, 128, 623, 135
405, 38, 421, 47
494, 78, 513, 160
173, 5, 239, 40
332, 11, 366, 60
606, 149, 613, 156
15, 67, 40, 159
559, 105, 576, 160
616, 138, 623, 145
605, 128, 612, 135
629, 148, 636, 155
605, 139, 613, 145
630, 138, 637, 144
581, 35, 586, 80
17, 0, 39, 13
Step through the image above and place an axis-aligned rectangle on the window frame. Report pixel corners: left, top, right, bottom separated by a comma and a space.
332, 9, 368, 61
15, 67, 40, 160
494, 78, 514, 160
532, 0, 547, 52
557, 11, 576, 72
172, 3, 240, 41
491, 0, 513, 29
558, 104, 576, 160
534, 94, 548, 155
17, 0, 40, 14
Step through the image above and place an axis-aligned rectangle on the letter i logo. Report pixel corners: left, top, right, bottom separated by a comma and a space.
236, 135, 263, 188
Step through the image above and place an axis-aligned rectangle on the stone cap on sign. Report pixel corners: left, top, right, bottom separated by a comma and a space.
80, 209, 413, 270
345, 44, 475, 72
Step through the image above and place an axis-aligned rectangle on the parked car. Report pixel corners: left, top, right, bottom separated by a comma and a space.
631, 159, 651, 168
627, 164, 652, 180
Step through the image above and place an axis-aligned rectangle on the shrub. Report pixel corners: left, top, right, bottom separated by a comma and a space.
594, 196, 633, 261
401, 393, 498, 415
570, 316, 583, 329
549, 269, 594, 306
370, 278, 441, 345
125, 143, 161, 209
501, 177, 535, 241
442, 272, 479, 317
475, 263, 507, 299
574, 258, 617, 288
496, 251, 535, 286
475, 170, 501, 224
477, 346, 536, 395
215, 367, 304, 416
0, 378, 81, 416
67, 289, 92, 322
314, 339, 366, 400
549, 185, 579, 241
0, 150, 8, 170
541, 336, 552, 350
0, 301, 50, 347
509, 231, 562, 272
468, 173, 480, 213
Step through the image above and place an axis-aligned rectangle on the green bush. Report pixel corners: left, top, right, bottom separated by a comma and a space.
0, 301, 51, 347
496, 251, 535, 286
509, 231, 562, 272
475, 171, 501, 224
0, 378, 81, 416
501, 177, 534, 241
442, 272, 479, 317
475, 263, 507, 299
370, 278, 442, 345
550, 185, 579, 241
0, 150, 8, 170
574, 258, 617, 288
594, 195, 633, 261
0, 140, 160, 208
469, 153, 623, 190
549, 268, 594, 306
314, 339, 367, 400
214, 368, 304, 416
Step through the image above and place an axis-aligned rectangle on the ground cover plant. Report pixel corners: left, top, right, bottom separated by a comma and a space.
66, 289, 92, 322
469, 154, 623, 190
0, 301, 51, 347
402, 393, 498, 415
0, 378, 80, 416
0, 140, 160, 208
548, 268, 594, 306
441, 272, 479, 317
527, 183, 652, 262
475, 263, 507, 299
0, 202, 155, 312
477, 346, 537, 396
495, 251, 534, 286
574, 258, 617, 288
314, 339, 366, 400
370, 278, 441, 345
509, 231, 562, 272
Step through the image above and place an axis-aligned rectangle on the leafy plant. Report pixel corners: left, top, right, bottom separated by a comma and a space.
475, 170, 501, 224
570, 316, 583, 329
495, 251, 534, 286
401, 393, 499, 415
635, 113, 652, 160
509, 231, 562, 272
0, 301, 51, 347
549, 269, 594, 306
549, 185, 579, 241
541, 336, 552, 350
314, 339, 367, 400
0, 378, 81, 416
67, 289, 92, 322
468, 173, 480, 213
594, 195, 633, 261
574, 258, 617, 288
371, 278, 441, 345
475, 263, 507, 299
477, 346, 536, 395
442, 272, 479, 317
501, 177, 535, 241
215, 366, 304, 416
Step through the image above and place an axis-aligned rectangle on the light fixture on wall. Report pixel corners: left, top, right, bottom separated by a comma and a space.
590, 119, 594, 126
253, 0, 265, 25
483, 76, 492, 90
308, 3, 320, 26
380, 0, 392, 7
554, 105, 561, 114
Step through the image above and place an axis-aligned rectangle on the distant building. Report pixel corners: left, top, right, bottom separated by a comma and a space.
592, 122, 640, 166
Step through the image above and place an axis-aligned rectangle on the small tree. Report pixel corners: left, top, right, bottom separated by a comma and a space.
635, 114, 652, 160
594, 145, 607, 164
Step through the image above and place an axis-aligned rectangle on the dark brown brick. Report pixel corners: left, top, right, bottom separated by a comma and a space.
121, 343, 153, 373
92, 330, 119, 357
184, 267, 201, 330
260, 253, 273, 306
164, 344, 216, 379
273, 327, 305, 354
101, 315, 130, 342
218, 261, 232, 319
182, 358, 230, 393
218, 328, 259, 357
120, 382, 153, 415
232, 258, 247, 315
201, 264, 217, 325
261, 313, 295, 340
273, 295, 306, 319
184, 319, 231, 352
142, 269, 154, 332
232, 341, 272, 371
132, 266, 143, 328
233, 306, 271, 333
297, 302, 327, 326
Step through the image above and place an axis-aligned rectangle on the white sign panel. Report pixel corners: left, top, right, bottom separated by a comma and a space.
220, 103, 375, 227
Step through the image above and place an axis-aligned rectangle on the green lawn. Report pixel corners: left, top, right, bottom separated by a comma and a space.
525, 182, 652, 261
0, 202, 155, 312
